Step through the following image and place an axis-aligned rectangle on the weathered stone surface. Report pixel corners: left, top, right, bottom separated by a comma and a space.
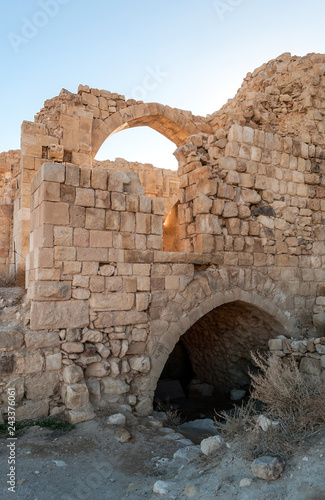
0, 354, 14, 375
28, 281, 71, 301
25, 332, 60, 349
16, 400, 49, 421
15, 351, 44, 374
0, 331, 24, 351
251, 456, 285, 481
200, 435, 224, 456
107, 413, 126, 426
101, 377, 129, 395
61, 342, 84, 354
30, 301, 89, 330
25, 372, 60, 400
67, 406, 96, 424
63, 365, 84, 384
129, 355, 151, 373
65, 383, 89, 410
85, 362, 109, 378
89, 293, 134, 311
94, 311, 148, 328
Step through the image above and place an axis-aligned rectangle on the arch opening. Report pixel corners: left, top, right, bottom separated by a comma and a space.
154, 300, 285, 421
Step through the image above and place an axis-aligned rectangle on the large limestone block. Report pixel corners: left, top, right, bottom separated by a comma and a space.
30, 301, 89, 330
67, 406, 96, 424
63, 365, 84, 384
25, 372, 60, 400
129, 355, 151, 373
101, 377, 129, 395
65, 383, 89, 410
3, 377, 24, 403
15, 351, 44, 374
0, 354, 14, 375
16, 400, 49, 422
0, 331, 24, 351
89, 293, 134, 311
25, 332, 60, 349
94, 311, 148, 328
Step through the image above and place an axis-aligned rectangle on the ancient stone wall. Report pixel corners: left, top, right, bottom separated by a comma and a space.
1, 52, 325, 423
93, 158, 180, 219
268, 335, 325, 384
0, 151, 20, 280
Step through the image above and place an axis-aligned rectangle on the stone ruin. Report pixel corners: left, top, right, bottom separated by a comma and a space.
1, 52, 325, 423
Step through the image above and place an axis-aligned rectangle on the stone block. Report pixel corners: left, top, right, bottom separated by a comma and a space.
16, 400, 49, 422
136, 293, 150, 311
106, 211, 120, 231
94, 311, 148, 328
85, 362, 110, 378
40, 201, 70, 226
196, 214, 221, 235
40, 162, 65, 183
66, 164, 80, 186
75, 188, 95, 207
300, 357, 321, 376
54, 226, 73, 246
91, 169, 108, 190
63, 365, 84, 384
111, 193, 126, 211
67, 407, 96, 424
46, 353, 62, 371
70, 206, 86, 227
90, 230, 112, 248
85, 208, 105, 230
25, 372, 59, 400
129, 355, 150, 373
30, 301, 89, 330
101, 377, 129, 395
62, 342, 84, 353
152, 198, 165, 215
0, 331, 24, 351
136, 213, 151, 234
77, 247, 108, 261
15, 351, 44, 374
65, 383, 89, 410
89, 293, 134, 311
28, 281, 71, 301
0, 354, 14, 375
25, 331, 60, 349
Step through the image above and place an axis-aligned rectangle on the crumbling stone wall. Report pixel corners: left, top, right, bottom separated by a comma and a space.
1, 52, 325, 422
268, 335, 325, 384
0, 151, 20, 279
93, 158, 180, 219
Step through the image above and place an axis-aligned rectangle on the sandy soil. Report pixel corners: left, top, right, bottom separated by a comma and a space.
0, 407, 324, 500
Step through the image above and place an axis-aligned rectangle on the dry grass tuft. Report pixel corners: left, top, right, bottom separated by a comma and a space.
214, 353, 325, 458
0, 273, 16, 287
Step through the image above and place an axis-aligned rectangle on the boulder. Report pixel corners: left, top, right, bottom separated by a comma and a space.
200, 435, 224, 456
251, 456, 285, 480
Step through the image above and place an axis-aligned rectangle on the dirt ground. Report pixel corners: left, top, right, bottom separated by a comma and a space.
0, 407, 325, 500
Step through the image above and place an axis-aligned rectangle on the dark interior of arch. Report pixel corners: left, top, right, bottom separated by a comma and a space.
154, 300, 285, 418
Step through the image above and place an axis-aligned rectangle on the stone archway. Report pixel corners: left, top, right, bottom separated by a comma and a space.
147, 268, 295, 403
91, 102, 212, 158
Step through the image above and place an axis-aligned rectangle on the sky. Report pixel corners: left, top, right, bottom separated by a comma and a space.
1, 0, 325, 171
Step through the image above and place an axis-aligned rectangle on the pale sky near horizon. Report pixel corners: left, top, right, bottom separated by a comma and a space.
1, 0, 325, 170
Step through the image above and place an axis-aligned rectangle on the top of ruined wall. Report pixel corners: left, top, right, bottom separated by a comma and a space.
208, 53, 325, 148
0, 150, 20, 204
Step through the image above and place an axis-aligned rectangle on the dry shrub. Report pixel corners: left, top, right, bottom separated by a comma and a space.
214, 399, 256, 441
155, 400, 182, 427
215, 353, 325, 458
250, 352, 325, 434
0, 273, 15, 287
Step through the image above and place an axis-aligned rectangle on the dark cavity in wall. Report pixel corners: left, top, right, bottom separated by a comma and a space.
154, 300, 284, 421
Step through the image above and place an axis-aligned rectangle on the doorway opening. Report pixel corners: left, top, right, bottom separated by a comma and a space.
154, 300, 284, 422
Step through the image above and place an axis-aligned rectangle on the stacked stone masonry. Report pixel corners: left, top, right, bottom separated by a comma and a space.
269, 336, 325, 384
0, 52, 325, 422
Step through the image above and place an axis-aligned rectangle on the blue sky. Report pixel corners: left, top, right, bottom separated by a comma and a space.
1, 0, 325, 170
